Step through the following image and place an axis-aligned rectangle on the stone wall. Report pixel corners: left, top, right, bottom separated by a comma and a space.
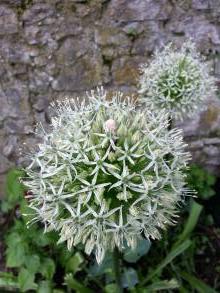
0, 0, 220, 196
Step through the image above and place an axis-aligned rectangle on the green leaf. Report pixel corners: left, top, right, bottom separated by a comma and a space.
2, 169, 25, 212
25, 254, 40, 274
141, 239, 192, 285
180, 272, 218, 293
57, 246, 73, 267
89, 252, 113, 277
41, 258, 55, 279
144, 279, 179, 291
122, 268, 139, 288
104, 284, 118, 293
37, 280, 52, 293
187, 165, 216, 200
175, 200, 203, 246
64, 273, 92, 293
66, 252, 84, 274
34, 230, 55, 247
0, 272, 19, 289
18, 268, 37, 292
123, 238, 151, 263
6, 232, 27, 268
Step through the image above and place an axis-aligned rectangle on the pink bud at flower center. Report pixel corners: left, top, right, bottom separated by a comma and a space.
104, 119, 116, 133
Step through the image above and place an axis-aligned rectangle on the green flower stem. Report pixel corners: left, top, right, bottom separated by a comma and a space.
113, 248, 123, 293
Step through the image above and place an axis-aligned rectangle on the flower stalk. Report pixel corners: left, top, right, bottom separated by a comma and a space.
113, 248, 123, 293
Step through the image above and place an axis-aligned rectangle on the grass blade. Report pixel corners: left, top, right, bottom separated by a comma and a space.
180, 271, 218, 293
141, 239, 191, 285
175, 200, 203, 246
144, 278, 179, 291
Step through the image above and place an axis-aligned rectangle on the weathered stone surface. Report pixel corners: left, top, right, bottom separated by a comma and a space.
22, 3, 55, 24
96, 26, 131, 58
0, 6, 18, 35
0, 0, 220, 196
132, 21, 165, 55
3, 136, 18, 158
192, 0, 210, 10
56, 37, 90, 65
52, 57, 103, 91
112, 57, 145, 86
0, 154, 13, 174
102, 0, 172, 24
167, 15, 220, 51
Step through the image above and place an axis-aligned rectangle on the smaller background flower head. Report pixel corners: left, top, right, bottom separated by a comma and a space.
139, 40, 217, 121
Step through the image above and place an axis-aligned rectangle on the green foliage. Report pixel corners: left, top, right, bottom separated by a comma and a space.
0, 166, 218, 292
122, 268, 139, 288
175, 200, 203, 246
123, 239, 151, 263
64, 274, 92, 293
143, 279, 179, 292
141, 239, 192, 285
187, 164, 216, 199
1, 169, 25, 213
18, 268, 37, 292
0, 169, 87, 292
2, 217, 87, 292
180, 272, 218, 293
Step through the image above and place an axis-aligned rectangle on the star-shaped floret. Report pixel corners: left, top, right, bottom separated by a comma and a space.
109, 162, 143, 201
75, 173, 111, 203
93, 131, 118, 149
84, 147, 119, 176
117, 140, 143, 165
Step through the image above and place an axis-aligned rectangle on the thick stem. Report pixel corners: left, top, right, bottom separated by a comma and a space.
113, 248, 123, 293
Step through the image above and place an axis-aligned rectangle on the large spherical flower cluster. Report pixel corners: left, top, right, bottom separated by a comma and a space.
139, 41, 216, 120
23, 88, 191, 263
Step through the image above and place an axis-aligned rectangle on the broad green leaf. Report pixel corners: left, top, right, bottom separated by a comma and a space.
34, 230, 56, 247
37, 280, 52, 293
123, 238, 151, 263
122, 268, 138, 288
89, 252, 113, 277
175, 200, 203, 246
25, 254, 40, 274
18, 268, 37, 292
2, 169, 25, 212
57, 247, 73, 267
144, 279, 179, 291
64, 273, 92, 293
0, 272, 19, 289
66, 252, 84, 274
141, 239, 192, 285
6, 244, 26, 268
6, 232, 27, 268
180, 272, 217, 293
104, 283, 118, 293
41, 258, 55, 279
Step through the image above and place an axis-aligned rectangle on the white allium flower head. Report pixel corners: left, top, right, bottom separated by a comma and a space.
139, 40, 217, 121
23, 87, 192, 263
